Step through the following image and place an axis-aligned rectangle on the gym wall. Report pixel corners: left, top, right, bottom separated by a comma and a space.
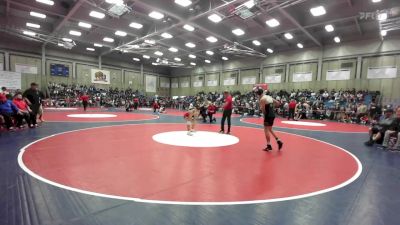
169, 37, 400, 104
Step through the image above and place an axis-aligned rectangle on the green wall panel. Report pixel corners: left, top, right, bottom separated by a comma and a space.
123, 70, 142, 91
10, 55, 42, 90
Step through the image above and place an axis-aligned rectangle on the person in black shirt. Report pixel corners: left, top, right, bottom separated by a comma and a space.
23, 83, 44, 126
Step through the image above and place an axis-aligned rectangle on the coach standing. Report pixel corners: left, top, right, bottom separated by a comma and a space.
23, 83, 44, 127
220, 91, 233, 134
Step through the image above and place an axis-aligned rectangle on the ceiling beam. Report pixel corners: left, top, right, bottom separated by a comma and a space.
5, 0, 10, 17
43, 0, 86, 45
354, 18, 362, 35
346, 0, 353, 7
277, 7, 322, 47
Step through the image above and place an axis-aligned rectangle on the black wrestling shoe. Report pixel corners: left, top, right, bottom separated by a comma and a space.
219, 130, 225, 134
263, 145, 272, 151
364, 140, 374, 146
277, 140, 283, 150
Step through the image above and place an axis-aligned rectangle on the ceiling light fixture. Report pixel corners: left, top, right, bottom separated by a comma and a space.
232, 28, 245, 36
62, 38, 72, 42
144, 39, 155, 44
174, 0, 192, 7
297, 43, 304, 48
57, 43, 64, 47
380, 30, 387, 36
205, 59, 211, 63
267, 48, 274, 53
189, 54, 196, 59
378, 12, 388, 21
169, 47, 178, 52
26, 23, 40, 29
174, 57, 181, 62
69, 30, 81, 36
252, 40, 261, 46
23, 30, 36, 36
310, 6, 326, 17
36, 0, 54, 6
183, 24, 195, 31
266, 18, 280, 27
89, 11, 105, 19
284, 33, 293, 39
222, 56, 228, 61
133, 58, 140, 62
325, 24, 334, 32
103, 37, 114, 42
208, 13, 223, 23
105, 0, 124, 5
206, 36, 218, 43
94, 43, 103, 47
190, 62, 196, 66
129, 22, 143, 29
243, 0, 255, 9
115, 30, 127, 36
185, 42, 196, 48
334, 36, 341, 43
372, 0, 382, 2
30, 11, 46, 19
78, 22, 92, 29
206, 50, 214, 55
161, 32, 173, 39
86, 48, 95, 51
149, 11, 164, 20
143, 55, 150, 59
154, 51, 163, 56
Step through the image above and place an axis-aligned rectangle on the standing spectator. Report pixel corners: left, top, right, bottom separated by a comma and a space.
207, 102, 217, 123
219, 91, 233, 134
288, 99, 296, 120
23, 83, 44, 127
80, 92, 90, 111
13, 93, 34, 128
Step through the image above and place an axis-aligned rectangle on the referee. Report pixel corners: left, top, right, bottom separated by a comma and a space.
219, 91, 233, 134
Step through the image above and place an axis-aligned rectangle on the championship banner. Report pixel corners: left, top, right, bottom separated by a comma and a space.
91, 69, 110, 84
0, 71, 21, 89
145, 75, 157, 92
253, 83, 269, 90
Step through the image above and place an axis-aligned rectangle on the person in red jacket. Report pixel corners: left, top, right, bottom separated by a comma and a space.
207, 102, 217, 124
80, 92, 90, 111
220, 91, 233, 134
153, 100, 159, 113
133, 97, 139, 110
288, 99, 297, 120
13, 93, 34, 128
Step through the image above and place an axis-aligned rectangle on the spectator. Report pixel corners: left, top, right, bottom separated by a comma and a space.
207, 102, 217, 123
288, 99, 296, 120
23, 83, 44, 127
13, 93, 34, 128
0, 94, 21, 130
365, 108, 396, 146
381, 107, 400, 151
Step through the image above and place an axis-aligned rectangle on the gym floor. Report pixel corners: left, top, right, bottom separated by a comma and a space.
1, 108, 399, 225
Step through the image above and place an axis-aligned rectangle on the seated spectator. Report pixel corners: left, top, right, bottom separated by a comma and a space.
381, 107, 400, 151
207, 102, 217, 123
13, 92, 34, 128
0, 94, 21, 130
365, 108, 396, 146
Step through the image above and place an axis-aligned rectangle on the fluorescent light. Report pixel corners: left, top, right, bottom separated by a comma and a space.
297, 43, 304, 48
36, 0, 54, 6
86, 48, 95, 51
284, 33, 293, 39
94, 43, 103, 47
69, 30, 81, 36
23, 30, 36, 36
62, 38, 72, 42
381, 30, 387, 36
133, 58, 140, 62
103, 37, 114, 42
205, 59, 211, 63
161, 32, 173, 39
222, 56, 228, 61
78, 22, 92, 29
169, 47, 178, 52
190, 62, 196, 66
243, 0, 255, 8
183, 24, 195, 31
175, 0, 192, 7
252, 40, 261, 46
26, 23, 40, 29
115, 30, 127, 36
267, 48, 274, 53
105, 0, 124, 4
58, 43, 64, 47
144, 39, 155, 44
334, 36, 341, 43
372, 0, 382, 2
208, 14, 222, 23
89, 11, 105, 19
378, 13, 387, 21
30, 11, 46, 19
232, 28, 245, 36
129, 22, 143, 29
189, 54, 196, 59
174, 57, 181, 62
154, 51, 163, 56
310, 6, 326, 16
266, 18, 280, 27
149, 11, 164, 20
206, 50, 214, 55
185, 42, 196, 48
143, 55, 150, 59
152, 62, 158, 65
325, 24, 334, 32
206, 36, 218, 43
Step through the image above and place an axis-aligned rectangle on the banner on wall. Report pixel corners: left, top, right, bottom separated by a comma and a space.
91, 69, 110, 84
242, 77, 256, 85
265, 74, 282, 83
207, 80, 218, 87
145, 75, 157, 92
223, 78, 236, 86
180, 81, 189, 88
292, 72, 312, 82
171, 82, 179, 88
160, 82, 170, 88
367, 67, 397, 79
326, 69, 351, 81
15, 64, 38, 74
0, 71, 21, 90
0, 63, 3, 71
193, 81, 203, 87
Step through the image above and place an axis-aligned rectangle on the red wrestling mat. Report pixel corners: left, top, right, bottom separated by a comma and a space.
164, 109, 241, 118
241, 117, 369, 133
19, 124, 361, 204
42, 112, 158, 122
